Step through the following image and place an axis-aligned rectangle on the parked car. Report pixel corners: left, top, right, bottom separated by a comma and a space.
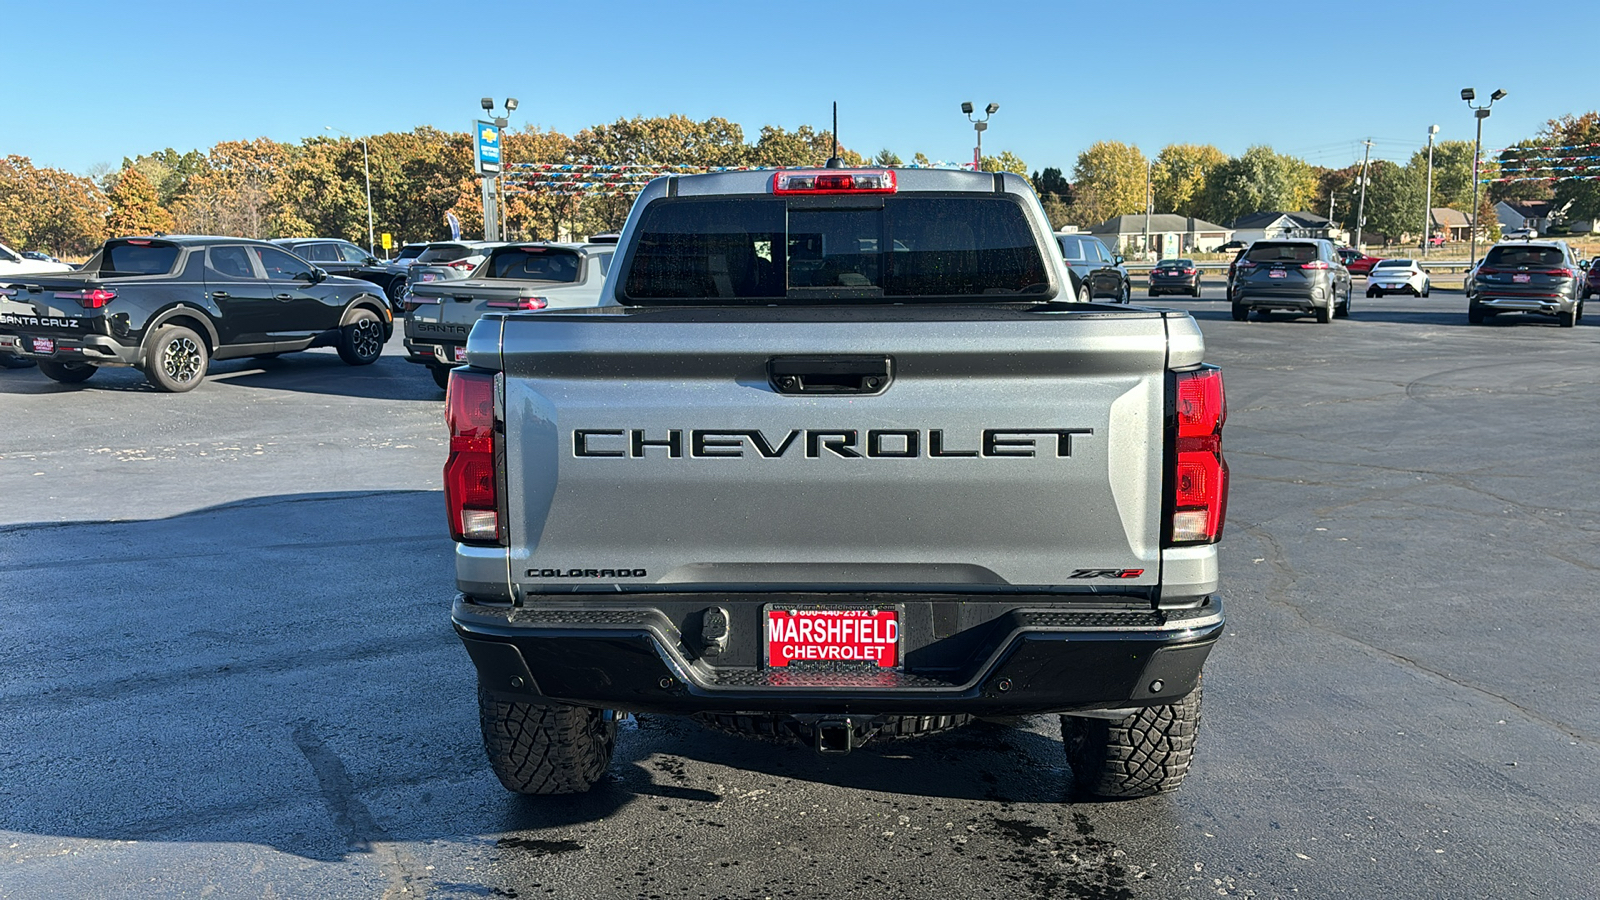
271, 237, 407, 310
404, 241, 614, 389
1366, 259, 1431, 297
1336, 248, 1382, 276
1055, 233, 1130, 302
0, 242, 74, 368
1502, 227, 1537, 240
1417, 235, 1446, 249
20, 250, 63, 264
1147, 258, 1202, 297
0, 235, 393, 391
1217, 240, 1248, 254
1466, 240, 1584, 327
1581, 257, 1599, 300
1230, 238, 1353, 323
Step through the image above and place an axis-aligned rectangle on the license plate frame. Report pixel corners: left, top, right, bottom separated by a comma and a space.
765, 606, 900, 669
31, 336, 54, 354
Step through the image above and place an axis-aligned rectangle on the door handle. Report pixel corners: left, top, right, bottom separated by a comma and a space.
275, 293, 293, 301
211, 291, 230, 299
768, 356, 892, 395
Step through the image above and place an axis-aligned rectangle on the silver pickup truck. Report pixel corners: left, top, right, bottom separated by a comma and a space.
403, 241, 614, 388
443, 167, 1229, 800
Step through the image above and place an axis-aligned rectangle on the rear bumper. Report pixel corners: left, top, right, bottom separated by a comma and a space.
0, 331, 140, 366
1475, 294, 1575, 315
402, 336, 463, 366
454, 593, 1223, 716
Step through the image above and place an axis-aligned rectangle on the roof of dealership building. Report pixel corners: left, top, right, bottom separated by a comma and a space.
1088, 214, 1232, 235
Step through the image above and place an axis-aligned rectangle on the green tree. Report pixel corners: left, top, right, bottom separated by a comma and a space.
1152, 144, 1226, 218
106, 165, 174, 237
1487, 140, 1546, 203
980, 151, 1028, 176
1070, 141, 1148, 224
912, 152, 931, 167
1361, 160, 1425, 244
1407, 140, 1477, 212
1542, 112, 1600, 224
1201, 145, 1317, 224
873, 149, 902, 166
1031, 167, 1072, 206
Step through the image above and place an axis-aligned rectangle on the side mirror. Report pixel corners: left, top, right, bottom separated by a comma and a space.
305, 267, 328, 283
1113, 255, 1124, 265
365, 256, 379, 266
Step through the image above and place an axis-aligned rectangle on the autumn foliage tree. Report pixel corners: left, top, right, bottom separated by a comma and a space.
0, 155, 106, 257
106, 165, 174, 237
1069, 141, 1148, 224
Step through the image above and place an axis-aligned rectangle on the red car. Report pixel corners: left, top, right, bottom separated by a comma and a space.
1582, 257, 1599, 299
1337, 248, 1382, 276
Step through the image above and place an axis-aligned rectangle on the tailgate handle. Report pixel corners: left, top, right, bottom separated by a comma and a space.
768, 356, 892, 395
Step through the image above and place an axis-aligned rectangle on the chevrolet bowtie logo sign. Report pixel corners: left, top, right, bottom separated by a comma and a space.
481, 128, 497, 144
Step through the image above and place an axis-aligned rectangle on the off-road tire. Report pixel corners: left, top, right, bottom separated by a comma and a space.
38, 360, 97, 384
1230, 302, 1249, 322
693, 712, 972, 745
337, 308, 385, 366
142, 325, 208, 392
430, 365, 452, 390
478, 687, 616, 795
1062, 685, 1202, 799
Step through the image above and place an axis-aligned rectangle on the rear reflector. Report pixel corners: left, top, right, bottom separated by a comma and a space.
444, 369, 502, 544
773, 169, 897, 194
486, 297, 548, 310
1169, 365, 1228, 545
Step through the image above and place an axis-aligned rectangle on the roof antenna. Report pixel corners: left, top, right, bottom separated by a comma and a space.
825, 101, 845, 168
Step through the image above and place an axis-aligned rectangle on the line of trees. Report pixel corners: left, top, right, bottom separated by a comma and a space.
3, 111, 1595, 258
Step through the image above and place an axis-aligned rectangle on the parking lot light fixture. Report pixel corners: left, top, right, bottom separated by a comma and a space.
963, 101, 998, 171
1462, 87, 1507, 267
326, 126, 375, 257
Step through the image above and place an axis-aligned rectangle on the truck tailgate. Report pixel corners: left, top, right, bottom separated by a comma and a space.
495, 306, 1179, 595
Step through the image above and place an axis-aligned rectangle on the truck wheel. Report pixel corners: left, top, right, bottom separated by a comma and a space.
337, 309, 385, 366
430, 365, 452, 391
1061, 685, 1202, 799
143, 325, 208, 392
1230, 302, 1248, 322
478, 687, 616, 795
38, 360, 98, 384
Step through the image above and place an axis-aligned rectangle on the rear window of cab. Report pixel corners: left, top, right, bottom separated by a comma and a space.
102, 240, 181, 276
621, 195, 1050, 304
484, 247, 581, 282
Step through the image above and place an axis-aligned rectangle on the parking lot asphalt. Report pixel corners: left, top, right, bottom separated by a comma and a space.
2, 292, 1598, 899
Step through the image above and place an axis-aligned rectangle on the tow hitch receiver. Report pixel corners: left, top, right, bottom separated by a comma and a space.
815, 718, 857, 755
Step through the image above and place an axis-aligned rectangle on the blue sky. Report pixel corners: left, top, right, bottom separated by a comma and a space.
5, 0, 1594, 176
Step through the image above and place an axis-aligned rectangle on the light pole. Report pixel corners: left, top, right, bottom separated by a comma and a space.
1422, 124, 1439, 257
479, 97, 519, 241
326, 126, 374, 256
961, 101, 998, 170
1462, 87, 1506, 267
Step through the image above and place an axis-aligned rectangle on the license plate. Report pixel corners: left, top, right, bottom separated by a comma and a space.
1513, 274, 1531, 283
766, 608, 898, 668
31, 337, 54, 354
1268, 270, 1287, 279
453, 346, 468, 362
418, 272, 440, 282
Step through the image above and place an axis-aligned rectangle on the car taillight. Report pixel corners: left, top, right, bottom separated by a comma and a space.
1169, 365, 1228, 545
773, 169, 897, 194
1237, 260, 1257, 269
444, 369, 502, 544
1549, 268, 1574, 278
486, 297, 548, 310
1300, 260, 1330, 270
448, 260, 476, 271
53, 288, 117, 309
1183, 268, 1197, 275
1475, 267, 1500, 276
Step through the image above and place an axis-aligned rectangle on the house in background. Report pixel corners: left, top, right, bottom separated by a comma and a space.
1496, 200, 1553, 235
1086, 214, 1233, 258
1429, 208, 1475, 243
1226, 211, 1347, 245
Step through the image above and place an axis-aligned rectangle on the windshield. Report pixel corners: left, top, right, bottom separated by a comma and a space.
417, 244, 473, 264
484, 247, 581, 282
102, 240, 181, 276
1246, 242, 1318, 264
0, 243, 18, 263
1484, 246, 1564, 267
623, 195, 1049, 304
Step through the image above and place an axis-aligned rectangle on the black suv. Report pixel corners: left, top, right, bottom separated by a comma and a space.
1230, 238, 1352, 323
1467, 240, 1584, 327
1055, 233, 1131, 302
271, 237, 407, 309
0, 236, 393, 392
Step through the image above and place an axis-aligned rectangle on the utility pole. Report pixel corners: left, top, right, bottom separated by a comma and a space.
1353, 139, 1373, 249
1422, 125, 1439, 257
1142, 158, 1154, 258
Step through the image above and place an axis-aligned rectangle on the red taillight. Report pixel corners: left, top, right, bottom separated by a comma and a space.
1169, 366, 1228, 545
53, 288, 117, 309
448, 259, 476, 271
444, 370, 501, 544
773, 169, 897, 194
1475, 267, 1500, 276
1300, 260, 1330, 270
486, 297, 548, 310
1549, 268, 1574, 278
1237, 260, 1257, 269
1182, 268, 1197, 275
